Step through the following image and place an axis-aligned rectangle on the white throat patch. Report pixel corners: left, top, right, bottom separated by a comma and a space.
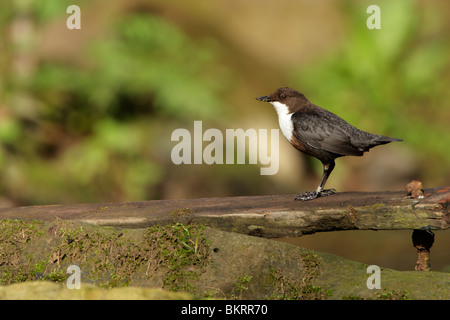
270, 101, 294, 142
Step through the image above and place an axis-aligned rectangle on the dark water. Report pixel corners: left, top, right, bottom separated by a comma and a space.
275, 229, 450, 272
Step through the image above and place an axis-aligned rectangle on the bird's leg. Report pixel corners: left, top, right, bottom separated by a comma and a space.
295, 161, 336, 201
316, 160, 336, 195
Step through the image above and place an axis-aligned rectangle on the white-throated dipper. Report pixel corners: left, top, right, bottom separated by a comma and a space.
257, 87, 402, 201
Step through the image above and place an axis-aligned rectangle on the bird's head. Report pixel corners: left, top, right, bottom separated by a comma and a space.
256, 87, 307, 104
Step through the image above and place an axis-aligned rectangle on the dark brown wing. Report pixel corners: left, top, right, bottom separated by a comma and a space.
291, 108, 365, 157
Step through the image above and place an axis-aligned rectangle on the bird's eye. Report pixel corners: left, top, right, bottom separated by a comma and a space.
280, 94, 286, 99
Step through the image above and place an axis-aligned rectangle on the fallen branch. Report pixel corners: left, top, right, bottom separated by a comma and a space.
0, 187, 448, 238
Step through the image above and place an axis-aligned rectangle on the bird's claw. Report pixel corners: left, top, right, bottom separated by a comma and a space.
294, 189, 336, 201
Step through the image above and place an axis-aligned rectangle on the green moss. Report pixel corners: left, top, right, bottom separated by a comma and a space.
376, 289, 409, 300
32, 260, 48, 275
0, 219, 209, 293
230, 275, 253, 300
146, 223, 209, 293
342, 294, 365, 300
368, 203, 386, 210
49, 221, 139, 287
0, 219, 48, 284
45, 269, 68, 283
266, 252, 329, 300
342, 289, 409, 300
168, 208, 192, 217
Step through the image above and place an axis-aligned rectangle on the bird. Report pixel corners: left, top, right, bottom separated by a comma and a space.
256, 87, 402, 201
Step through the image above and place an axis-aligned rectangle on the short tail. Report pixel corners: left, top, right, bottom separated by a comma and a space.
377, 136, 403, 144
364, 135, 402, 152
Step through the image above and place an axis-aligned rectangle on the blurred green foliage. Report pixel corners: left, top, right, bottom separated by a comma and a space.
0, 7, 225, 205
34, 14, 224, 127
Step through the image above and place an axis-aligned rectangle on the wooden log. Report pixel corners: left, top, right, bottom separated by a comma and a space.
0, 187, 448, 238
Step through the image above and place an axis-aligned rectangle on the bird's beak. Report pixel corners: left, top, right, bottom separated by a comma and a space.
256, 95, 271, 102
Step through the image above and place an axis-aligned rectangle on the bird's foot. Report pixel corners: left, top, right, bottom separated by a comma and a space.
294, 189, 336, 201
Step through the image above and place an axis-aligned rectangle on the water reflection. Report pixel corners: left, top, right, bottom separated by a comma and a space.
275, 229, 450, 272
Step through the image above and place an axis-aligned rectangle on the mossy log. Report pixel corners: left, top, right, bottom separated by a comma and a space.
0, 187, 448, 238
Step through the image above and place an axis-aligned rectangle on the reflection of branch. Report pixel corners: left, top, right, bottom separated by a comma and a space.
0, 187, 448, 238
412, 229, 435, 271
